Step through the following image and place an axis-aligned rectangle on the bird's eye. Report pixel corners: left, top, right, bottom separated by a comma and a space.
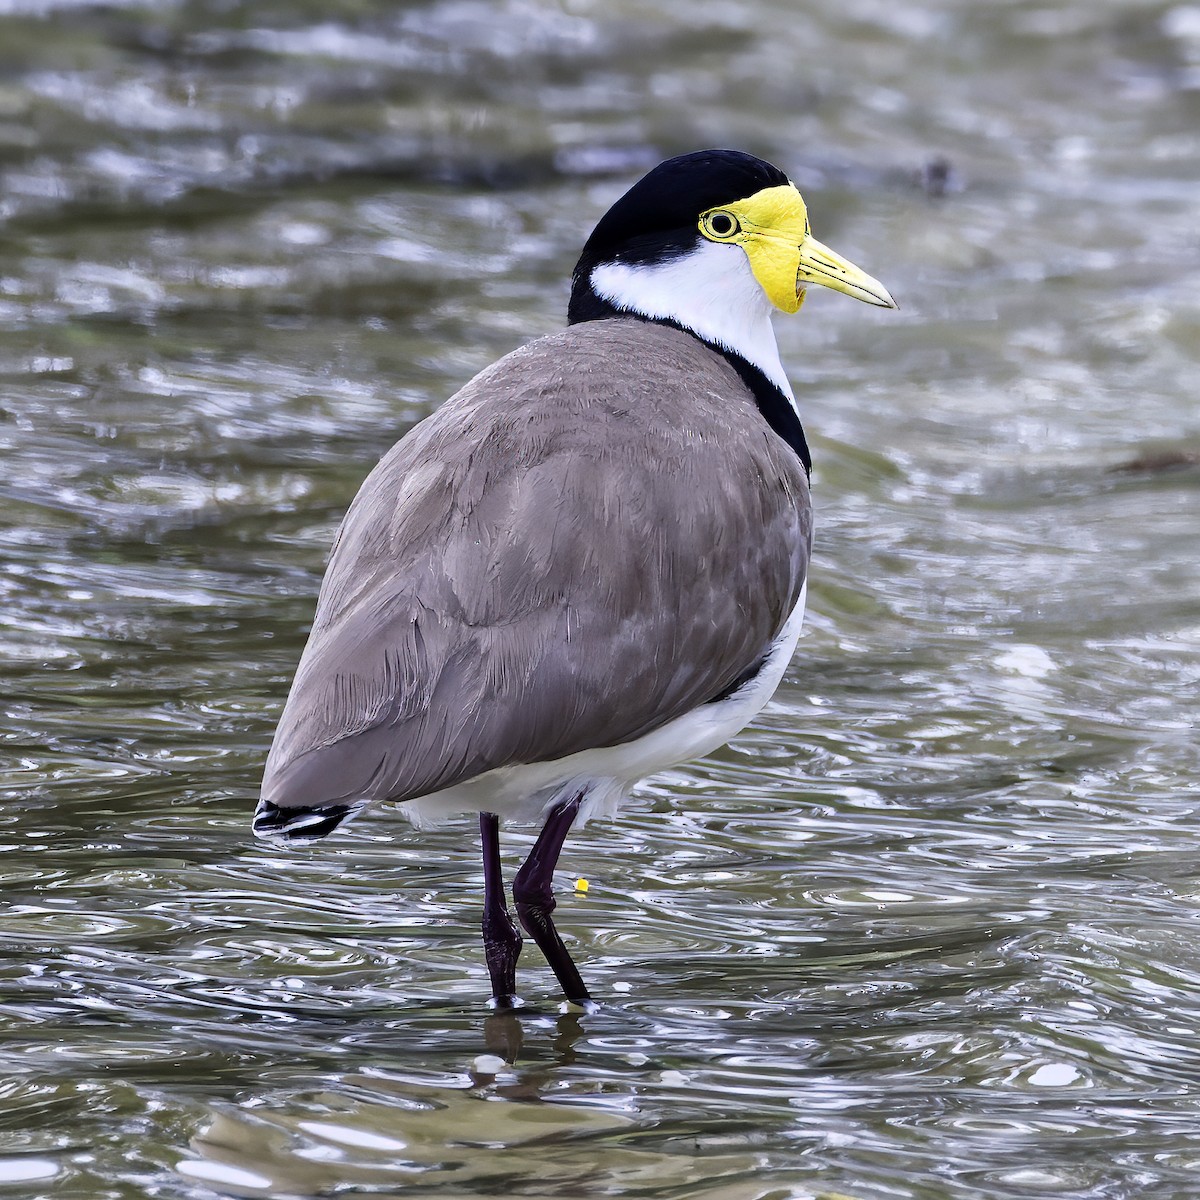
701, 210, 741, 239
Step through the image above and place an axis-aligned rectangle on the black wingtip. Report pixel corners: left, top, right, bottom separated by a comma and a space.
252, 798, 362, 843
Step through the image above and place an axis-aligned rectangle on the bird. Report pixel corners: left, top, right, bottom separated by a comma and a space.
253, 148, 896, 1009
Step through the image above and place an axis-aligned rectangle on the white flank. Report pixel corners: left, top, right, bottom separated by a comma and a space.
589, 241, 794, 401
396, 583, 808, 829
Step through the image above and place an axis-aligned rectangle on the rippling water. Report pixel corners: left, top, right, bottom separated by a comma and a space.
1, 1, 1198, 1197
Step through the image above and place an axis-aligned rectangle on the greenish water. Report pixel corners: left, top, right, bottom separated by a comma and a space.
1, 1, 1198, 1197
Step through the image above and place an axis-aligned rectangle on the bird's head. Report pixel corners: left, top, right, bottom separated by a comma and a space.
568, 150, 895, 387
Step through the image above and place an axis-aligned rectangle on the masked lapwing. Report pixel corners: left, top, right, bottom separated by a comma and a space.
254, 149, 896, 1008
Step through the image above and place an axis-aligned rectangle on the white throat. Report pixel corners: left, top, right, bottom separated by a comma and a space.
589, 242, 795, 401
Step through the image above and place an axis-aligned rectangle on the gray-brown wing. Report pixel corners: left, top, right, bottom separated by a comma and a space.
261, 321, 811, 813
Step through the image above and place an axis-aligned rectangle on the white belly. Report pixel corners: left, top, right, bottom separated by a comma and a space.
394, 583, 808, 828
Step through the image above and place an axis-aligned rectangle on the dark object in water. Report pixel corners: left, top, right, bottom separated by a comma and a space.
1109, 449, 1200, 474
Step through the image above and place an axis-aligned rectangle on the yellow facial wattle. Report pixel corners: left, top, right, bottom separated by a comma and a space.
698, 183, 897, 313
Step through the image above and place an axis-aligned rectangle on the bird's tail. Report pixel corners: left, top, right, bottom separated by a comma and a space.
252, 797, 366, 843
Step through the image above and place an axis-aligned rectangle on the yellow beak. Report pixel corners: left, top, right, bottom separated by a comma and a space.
796, 235, 897, 310
699, 183, 897, 315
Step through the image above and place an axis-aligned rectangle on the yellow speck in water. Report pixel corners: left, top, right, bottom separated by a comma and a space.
574, 878, 589, 894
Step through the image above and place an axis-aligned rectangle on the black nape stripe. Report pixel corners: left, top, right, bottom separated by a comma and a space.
717, 346, 812, 478
568, 296, 812, 477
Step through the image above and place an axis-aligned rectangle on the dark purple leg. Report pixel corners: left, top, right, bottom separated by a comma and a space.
512, 793, 592, 1005
480, 812, 522, 1007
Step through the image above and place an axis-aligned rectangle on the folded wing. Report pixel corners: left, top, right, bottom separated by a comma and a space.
261, 323, 811, 815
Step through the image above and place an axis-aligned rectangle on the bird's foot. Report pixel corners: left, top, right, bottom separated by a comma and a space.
487, 991, 524, 1011
559, 996, 601, 1015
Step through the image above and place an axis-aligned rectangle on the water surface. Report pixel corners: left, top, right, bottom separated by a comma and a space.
1, 1, 1198, 1197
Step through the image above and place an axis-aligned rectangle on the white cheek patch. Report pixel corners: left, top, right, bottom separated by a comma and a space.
589, 242, 795, 401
